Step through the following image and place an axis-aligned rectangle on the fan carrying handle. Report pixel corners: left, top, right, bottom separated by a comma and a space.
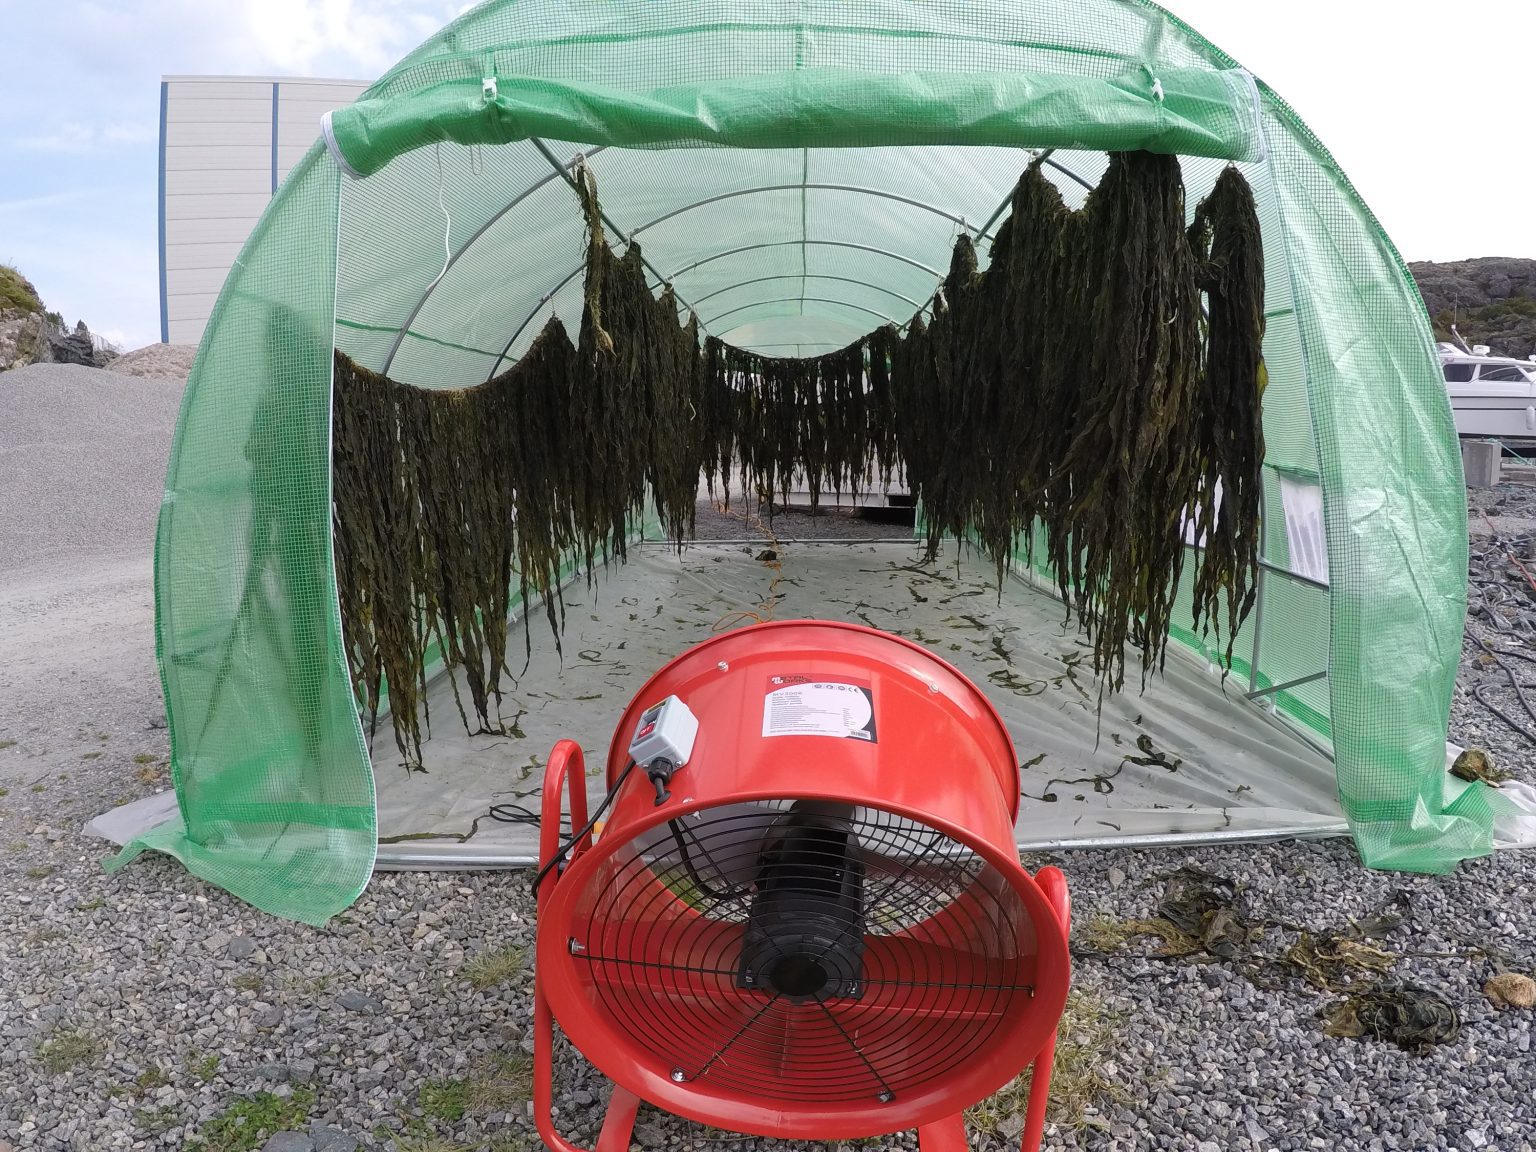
533, 742, 647, 1152
538, 739, 592, 890
1019, 865, 1072, 1152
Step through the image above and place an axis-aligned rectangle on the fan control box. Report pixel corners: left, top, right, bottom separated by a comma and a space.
628, 695, 699, 770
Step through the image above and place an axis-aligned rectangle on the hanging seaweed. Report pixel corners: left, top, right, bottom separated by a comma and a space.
331, 149, 1269, 772
332, 352, 431, 766
1052, 151, 1205, 690
1187, 166, 1268, 667
501, 317, 580, 663
886, 153, 1267, 693
332, 162, 715, 764
710, 334, 900, 516
699, 335, 738, 504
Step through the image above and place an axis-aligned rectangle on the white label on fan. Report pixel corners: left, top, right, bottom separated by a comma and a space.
762, 675, 877, 742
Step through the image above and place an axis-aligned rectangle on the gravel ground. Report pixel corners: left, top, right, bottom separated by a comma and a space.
0, 363, 183, 574
2, 371, 1534, 1151
1455, 483, 1536, 775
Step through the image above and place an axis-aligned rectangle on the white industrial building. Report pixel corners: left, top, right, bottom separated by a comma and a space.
159, 76, 366, 346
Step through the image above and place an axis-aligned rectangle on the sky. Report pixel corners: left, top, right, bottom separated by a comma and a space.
0, 0, 1532, 351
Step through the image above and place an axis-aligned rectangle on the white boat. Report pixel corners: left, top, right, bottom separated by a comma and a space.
1439, 339, 1536, 439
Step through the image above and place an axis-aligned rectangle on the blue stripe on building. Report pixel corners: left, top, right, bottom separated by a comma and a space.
271, 82, 281, 194
158, 80, 169, 345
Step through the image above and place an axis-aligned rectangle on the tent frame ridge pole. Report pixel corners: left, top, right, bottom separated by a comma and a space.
380, 144, 610, 376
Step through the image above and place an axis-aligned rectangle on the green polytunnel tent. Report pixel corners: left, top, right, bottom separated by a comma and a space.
108, 0, 1519, 927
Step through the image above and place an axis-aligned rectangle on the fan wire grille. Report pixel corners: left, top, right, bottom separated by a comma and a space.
567, 800, 1036, 1106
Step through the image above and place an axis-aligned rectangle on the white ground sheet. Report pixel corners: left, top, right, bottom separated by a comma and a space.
363, 540, 1346, 866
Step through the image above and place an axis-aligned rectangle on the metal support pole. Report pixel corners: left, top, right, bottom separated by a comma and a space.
1245, 670, 1327, 702
1248, 484, 1270, 693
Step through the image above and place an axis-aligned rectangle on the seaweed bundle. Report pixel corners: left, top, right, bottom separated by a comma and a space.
1055, 151, 1206, 690
704, 334, 897, 512
887, 153, 1266, 690
1187, 167, 1268, 668
332, 165, 709, 766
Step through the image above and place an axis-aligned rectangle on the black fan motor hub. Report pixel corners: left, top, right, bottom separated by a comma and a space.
737, 807, 866, 1002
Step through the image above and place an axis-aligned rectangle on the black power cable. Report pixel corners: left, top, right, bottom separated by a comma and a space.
530, 758, 637, 896
668, 817, 753, 903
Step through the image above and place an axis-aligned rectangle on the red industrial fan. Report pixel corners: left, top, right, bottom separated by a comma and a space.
533, 621, 1071, 1152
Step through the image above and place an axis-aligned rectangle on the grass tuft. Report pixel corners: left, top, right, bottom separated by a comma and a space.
135, 1065, 170, 1091
965, 988, 1129, 1137
467, 1052, 535, 1112
462, 944, 526, 989
37, 1029, 103, 1074
420, 1077, 468, 1123
187, 1088, 315, 1152
134, 1104, 182, 1136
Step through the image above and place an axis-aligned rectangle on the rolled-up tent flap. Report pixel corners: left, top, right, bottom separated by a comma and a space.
322, 65, 1264, 179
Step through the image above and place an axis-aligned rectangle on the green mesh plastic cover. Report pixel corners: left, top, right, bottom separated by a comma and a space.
112, 0, 1477, 926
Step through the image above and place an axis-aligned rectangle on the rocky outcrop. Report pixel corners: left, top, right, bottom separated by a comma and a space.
1410, 257, 1536, 360
46, 320, 117, 368
0, 312, 119, 373
0, 310, 52, 370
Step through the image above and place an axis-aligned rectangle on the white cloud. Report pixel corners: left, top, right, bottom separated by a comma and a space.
12, 120, 157, 154
250, 0, 450, 74
0, 190, 100, 215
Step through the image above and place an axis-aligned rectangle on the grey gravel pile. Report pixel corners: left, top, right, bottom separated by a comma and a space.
106, 344, 197, 383
0, 362, 184, 574
2, 393, 1534, 1150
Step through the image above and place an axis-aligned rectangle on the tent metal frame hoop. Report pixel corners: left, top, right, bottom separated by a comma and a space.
704, 295, 898, 330
628, 183, 977, 238
685, 273, 924, 312
483, 150, 1099, 373
488, 239, 942, 379
398, 148, 1098, 375
379, 144, 611, 376
664, 239, 943, 281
